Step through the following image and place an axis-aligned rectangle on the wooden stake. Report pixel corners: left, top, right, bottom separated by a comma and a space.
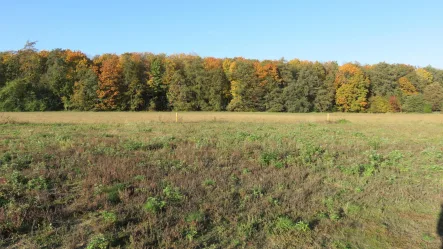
327, 113, 330, 122
176, 112, 178, 123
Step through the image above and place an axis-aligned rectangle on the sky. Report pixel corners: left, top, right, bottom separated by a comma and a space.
1, 0, 443, 68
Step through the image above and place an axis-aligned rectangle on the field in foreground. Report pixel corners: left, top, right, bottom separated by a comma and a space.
0, 113, 443, 248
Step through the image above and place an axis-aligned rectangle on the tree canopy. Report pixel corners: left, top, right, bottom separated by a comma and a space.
1, 42, 442, 113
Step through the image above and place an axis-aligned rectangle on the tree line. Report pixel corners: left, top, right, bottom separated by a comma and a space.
1, 42, 442, 113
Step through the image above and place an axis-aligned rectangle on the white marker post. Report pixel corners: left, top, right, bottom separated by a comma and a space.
176, 112, 178, 123
327, 113, 330, 122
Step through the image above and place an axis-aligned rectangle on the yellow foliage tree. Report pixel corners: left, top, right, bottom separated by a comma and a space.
416, 68, 433, 85
398, 76, 417, 95
334, 63, 370, 112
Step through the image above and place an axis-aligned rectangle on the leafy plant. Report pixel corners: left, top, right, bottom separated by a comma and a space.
105, 183, 126, 204
202, 179, 215, 186
272, 216, 296, 234
101, 211, 117, 224
143, 197, 166, 213
163, 184, 183, 203
271, 216, 310, 234
185, 211, 205, 224
27, 176, 48, 190
260, 152, 278, 166
294, 221, 310, 232
87, 234, 109, 249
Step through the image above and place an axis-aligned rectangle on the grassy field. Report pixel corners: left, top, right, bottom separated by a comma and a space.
0, 113, 443, 248
1, 112, 443, 124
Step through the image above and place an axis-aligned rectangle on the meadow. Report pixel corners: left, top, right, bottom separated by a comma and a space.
0, 112, 443, 248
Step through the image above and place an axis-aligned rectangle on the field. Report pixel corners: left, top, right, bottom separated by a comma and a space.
2, 112, 443, 124
1, 112, 443, 248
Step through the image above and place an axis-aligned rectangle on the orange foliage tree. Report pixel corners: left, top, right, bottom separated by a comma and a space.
95, 54, 124, 110
398, 76, 417, 96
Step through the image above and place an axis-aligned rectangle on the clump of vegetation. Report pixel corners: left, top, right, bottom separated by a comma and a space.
101, 211, 117, 225
104, 183, 126, 204
202, 179, 215, 186
162, 184, 184, 203
143, 197, 166, 214
87, 234, 109, 249
271, 216, 310, 235
336, 119, 351, 124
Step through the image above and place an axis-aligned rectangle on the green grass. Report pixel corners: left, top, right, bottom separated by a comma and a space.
0, 118, 442, 248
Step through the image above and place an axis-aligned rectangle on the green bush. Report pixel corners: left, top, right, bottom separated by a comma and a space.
423, 103, 433, 113
368, 96, 391, 113
402, 94, 429, 113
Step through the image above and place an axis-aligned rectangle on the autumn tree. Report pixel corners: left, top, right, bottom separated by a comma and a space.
1, 52, 20, 83
401, 68, 433, 93
95, 54, 125, 110
18, 41, 45, 85
424, 66, 443, 85
334, 63, 370, 112
416, 68, 433, 87
398, 76, 417, 96
389, 96, 401, 112
253, 60, 283, 112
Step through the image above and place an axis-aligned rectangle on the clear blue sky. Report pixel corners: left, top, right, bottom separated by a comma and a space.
1, 0, 443, 68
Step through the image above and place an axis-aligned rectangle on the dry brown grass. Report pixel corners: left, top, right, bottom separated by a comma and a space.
1, 111, 443, 124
